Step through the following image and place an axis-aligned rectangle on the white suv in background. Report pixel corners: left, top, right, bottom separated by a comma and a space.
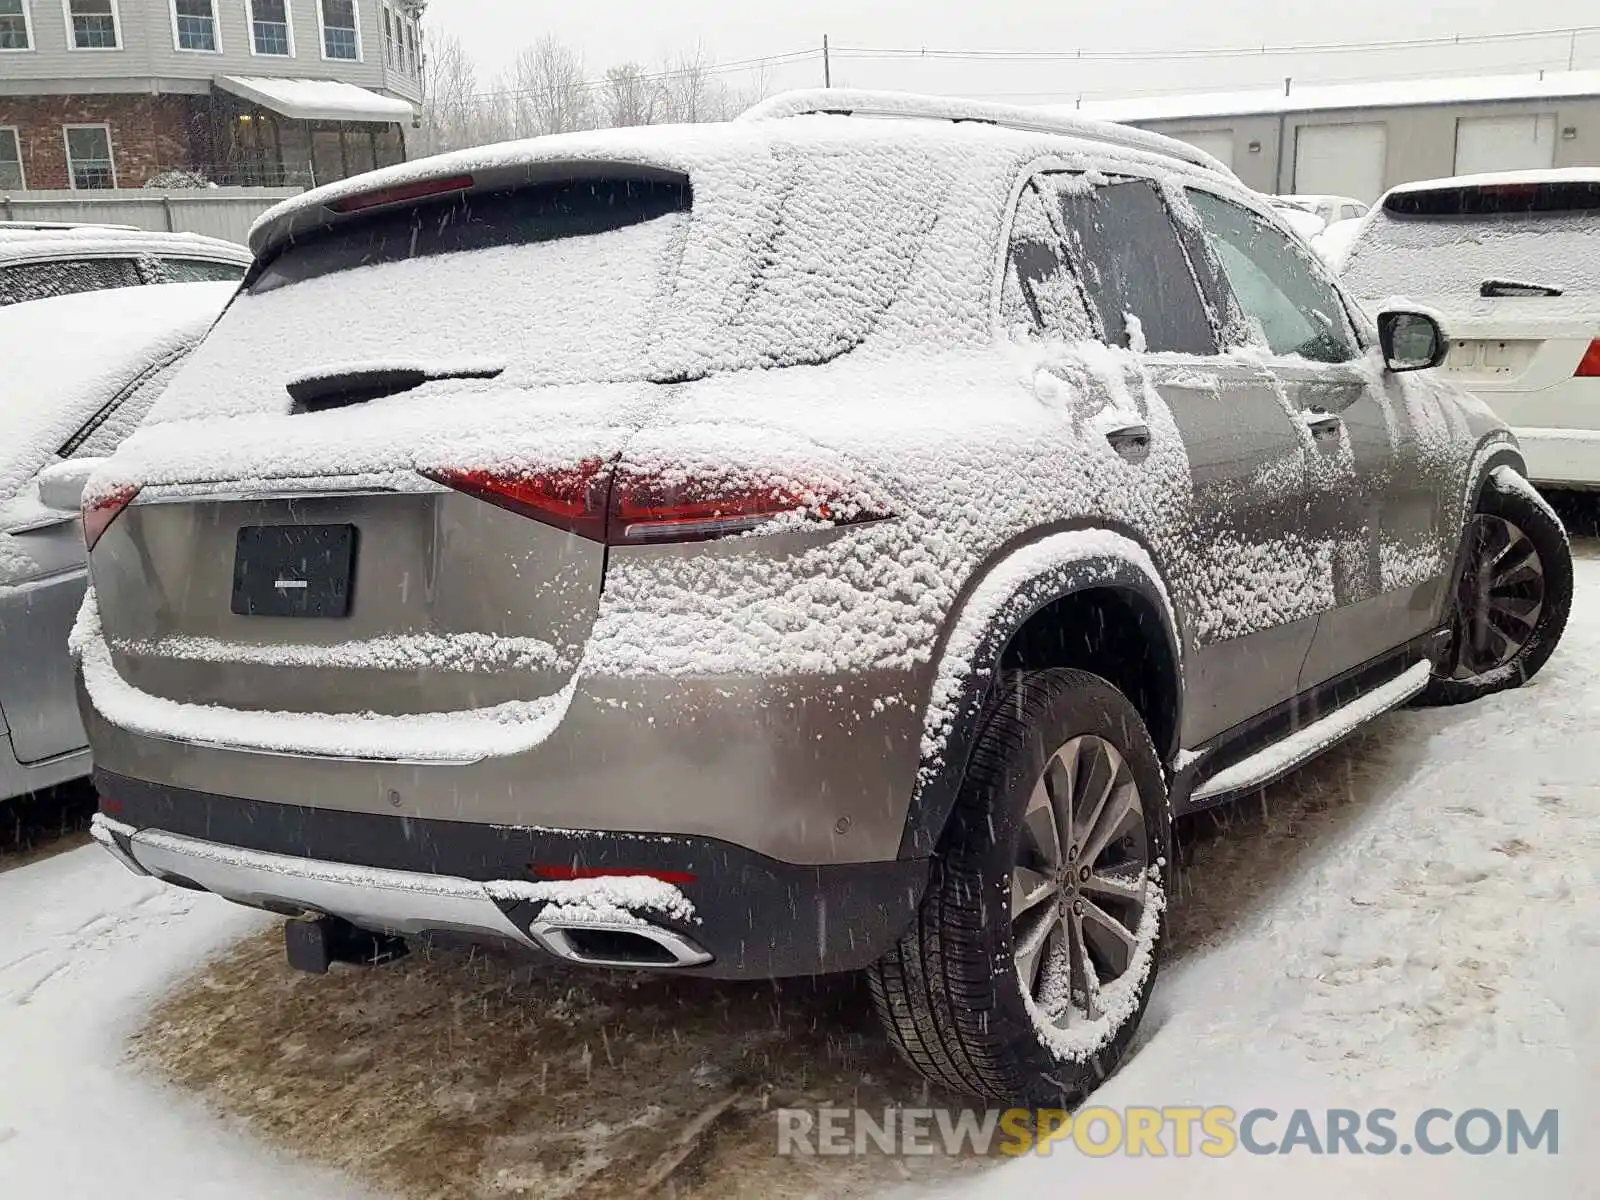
1341, 169, 1600, 489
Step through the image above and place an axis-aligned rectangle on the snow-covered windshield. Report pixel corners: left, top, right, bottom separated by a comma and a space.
1343, 180, 1600, 300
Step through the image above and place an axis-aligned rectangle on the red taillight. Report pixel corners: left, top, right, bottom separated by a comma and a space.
99, 796, 123, 815
610, 470, 883, 544
426, 462, 888, 545
423, 460, 610, 541
1576, 339, 1600, 378
329, 173, 474, 214
532, 864, 697, 885
82, 484, 140, 551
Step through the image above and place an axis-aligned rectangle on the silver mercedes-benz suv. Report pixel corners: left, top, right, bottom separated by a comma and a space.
77, 90, 1572, 1105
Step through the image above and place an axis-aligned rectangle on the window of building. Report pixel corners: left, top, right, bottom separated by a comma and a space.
320, 0, 358, 60
382, 5, 394, 67
403, 18, 416, 75
0, 127, 22, 189
248, 0, 290, 55
63, 124, 115, 188
65, 0, 118, 48
0, 0, 33, 50
172, 0, 218, 50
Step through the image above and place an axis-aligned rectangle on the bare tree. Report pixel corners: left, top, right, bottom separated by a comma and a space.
421, 30, 493, 154
655, 43, 732, 124
506, 35, 595, 136
602, 62, 659, 127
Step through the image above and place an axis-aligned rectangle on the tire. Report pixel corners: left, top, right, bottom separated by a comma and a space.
868, 668, 1170, 1106
1417, 469, 1573, 708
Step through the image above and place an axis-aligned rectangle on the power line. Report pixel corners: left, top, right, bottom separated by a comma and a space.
956, 54, 1589, 103
831, 24, 1600, 65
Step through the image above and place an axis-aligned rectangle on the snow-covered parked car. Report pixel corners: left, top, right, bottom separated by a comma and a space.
1342, 169, 1600, 489
0, 223, 250, 307
1272, 194, 1369, 227
78, 90, 1572, 1106
0, 282, 233, 803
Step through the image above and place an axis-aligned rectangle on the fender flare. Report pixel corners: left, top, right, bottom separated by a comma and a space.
897, 530, 1183, 859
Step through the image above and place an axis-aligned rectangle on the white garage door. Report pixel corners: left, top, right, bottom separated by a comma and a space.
1167, 130, 1234, 168
1454, 114, 1558, 176
1293, 123, 1388, 203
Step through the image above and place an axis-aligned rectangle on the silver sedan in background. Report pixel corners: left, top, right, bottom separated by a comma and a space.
0, 281, 234, 802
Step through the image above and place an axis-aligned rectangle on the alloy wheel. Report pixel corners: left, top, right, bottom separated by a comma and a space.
1446, 514, 1546, 680
1011, 734, 1151, 1027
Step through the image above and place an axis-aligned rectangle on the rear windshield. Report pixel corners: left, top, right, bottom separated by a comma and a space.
1382, 180, 1600, 217
252, 178, 691, 293
1343, 185, 1600, 300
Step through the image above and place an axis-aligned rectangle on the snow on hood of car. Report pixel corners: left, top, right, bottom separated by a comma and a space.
0, 281, 234, 504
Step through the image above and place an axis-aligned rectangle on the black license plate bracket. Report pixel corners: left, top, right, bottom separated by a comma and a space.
231, 524, 357, 618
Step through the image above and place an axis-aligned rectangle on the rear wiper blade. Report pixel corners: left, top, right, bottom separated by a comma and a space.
1480, 278, 1563, 298
287, 364, 504, 413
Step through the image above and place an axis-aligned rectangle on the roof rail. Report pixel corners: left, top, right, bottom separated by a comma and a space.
739, 89, 1236, 179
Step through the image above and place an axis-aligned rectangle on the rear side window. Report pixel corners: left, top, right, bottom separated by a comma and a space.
1040, 174, 1216, 355
1183, 189, 1357, 364
157, 257, 247, 284
252, 176, 691, 294
0, 256, 144, 306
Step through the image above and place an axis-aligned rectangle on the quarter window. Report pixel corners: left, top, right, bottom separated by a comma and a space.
249, 0, 289, 54
155, 257, 248, 283
1042, 173, 1217, 355
172, 0, 217, 50
0, 127, 22, 189
0, 0, 31, 50
64, 124, 115, 188
320, 0, 357, 59
1001, 182, 1095, 341
66, 0, 117, 48
1184, 189, 1357, 363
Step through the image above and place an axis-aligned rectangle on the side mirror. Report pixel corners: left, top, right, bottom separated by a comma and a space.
1378, 310, 1447, 373
35, 457, 106, 514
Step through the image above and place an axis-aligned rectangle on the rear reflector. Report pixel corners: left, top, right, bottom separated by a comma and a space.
329, 173, 475, 214
1577, 339, 1600, 378
532, 864, 698, 885
82, 484, 140, 551
426, 463, 889, 545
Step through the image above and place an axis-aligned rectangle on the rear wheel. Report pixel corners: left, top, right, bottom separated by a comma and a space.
868, 669, 1169, 1105
1418, 469, 1572, 707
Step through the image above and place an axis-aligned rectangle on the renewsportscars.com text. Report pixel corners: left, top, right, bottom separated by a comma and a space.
775, 1106, 1560, 1158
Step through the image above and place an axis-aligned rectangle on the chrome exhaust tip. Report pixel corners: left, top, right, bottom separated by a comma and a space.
530, 919, 712, 968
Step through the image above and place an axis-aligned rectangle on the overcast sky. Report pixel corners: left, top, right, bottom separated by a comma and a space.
425, 0, 1596, 107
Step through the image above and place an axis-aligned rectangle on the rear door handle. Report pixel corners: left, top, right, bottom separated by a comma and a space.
1302, 408, 1343, 440
1103, 422, 1152, 462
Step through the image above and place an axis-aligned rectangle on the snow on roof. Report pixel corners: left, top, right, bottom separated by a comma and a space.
215, 76, 415, 124
1046, 69, 1600, 125
1383, 166, 1600, 196
248, 103, 1239, 256
0, 282, 234, 503
0, 226, 252, 264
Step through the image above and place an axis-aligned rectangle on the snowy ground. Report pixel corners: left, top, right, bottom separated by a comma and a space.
2, 545, 1595, 1198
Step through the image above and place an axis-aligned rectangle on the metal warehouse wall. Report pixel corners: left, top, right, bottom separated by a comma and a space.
1141, 97, 1600, 198
0, 187, 297, 245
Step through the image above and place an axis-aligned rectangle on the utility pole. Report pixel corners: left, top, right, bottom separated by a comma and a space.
823, 34, 831, 88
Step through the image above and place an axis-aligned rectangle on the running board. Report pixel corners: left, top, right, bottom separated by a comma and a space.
1190, 661, 1431, 802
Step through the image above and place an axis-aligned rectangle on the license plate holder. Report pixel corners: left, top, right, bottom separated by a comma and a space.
231, 524, 357, 618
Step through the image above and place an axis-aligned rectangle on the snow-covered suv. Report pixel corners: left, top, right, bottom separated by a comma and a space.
77, 90, 1572, 1105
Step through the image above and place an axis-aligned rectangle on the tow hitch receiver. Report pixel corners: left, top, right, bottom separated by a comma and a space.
284, 914, 410, 974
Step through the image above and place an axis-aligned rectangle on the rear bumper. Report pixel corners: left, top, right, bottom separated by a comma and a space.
92, 771, 929, 980
1513, 427, 1600, 489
